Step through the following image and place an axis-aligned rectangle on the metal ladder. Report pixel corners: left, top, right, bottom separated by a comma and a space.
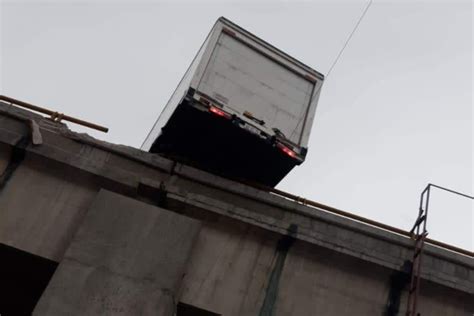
406, 184, 473, 316
406, 185, 429, 316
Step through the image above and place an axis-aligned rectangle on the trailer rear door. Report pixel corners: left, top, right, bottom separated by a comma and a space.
197, 31, 315, 145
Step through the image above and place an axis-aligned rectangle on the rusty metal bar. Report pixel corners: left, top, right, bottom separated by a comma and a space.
0, 95, 108, 133
257, 185, 473, 258
269, 186, 410, 235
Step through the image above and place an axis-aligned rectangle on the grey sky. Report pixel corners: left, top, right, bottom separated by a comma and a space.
1, 0, 472, 250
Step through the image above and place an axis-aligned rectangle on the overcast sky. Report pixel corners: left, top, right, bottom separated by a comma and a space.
1, 0, 472, 251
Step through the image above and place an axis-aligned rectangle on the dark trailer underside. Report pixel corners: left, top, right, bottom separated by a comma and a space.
149, 99, 302, 187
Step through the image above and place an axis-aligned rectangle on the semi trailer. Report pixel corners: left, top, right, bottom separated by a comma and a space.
142, 17, 324, 187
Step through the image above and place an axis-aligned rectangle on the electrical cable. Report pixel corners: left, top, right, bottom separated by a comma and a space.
326, 0, 373, 78
288, 0, 374, 141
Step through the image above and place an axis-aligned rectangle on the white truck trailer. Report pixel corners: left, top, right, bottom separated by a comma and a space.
142, 17, 324, 187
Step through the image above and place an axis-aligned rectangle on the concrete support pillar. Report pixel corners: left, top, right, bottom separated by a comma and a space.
34, 190, 201, 315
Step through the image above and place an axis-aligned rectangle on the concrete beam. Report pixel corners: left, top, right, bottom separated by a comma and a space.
34, 190, 201, 315
164, 186, 473, 294
0, 154, 100, 261
179, 220, 279, 315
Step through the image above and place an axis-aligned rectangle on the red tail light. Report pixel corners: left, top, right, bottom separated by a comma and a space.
277, 143, 297, 158
209, 106, 231, 119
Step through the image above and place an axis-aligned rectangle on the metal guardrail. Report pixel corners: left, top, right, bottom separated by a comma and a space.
0, 95, 108, 133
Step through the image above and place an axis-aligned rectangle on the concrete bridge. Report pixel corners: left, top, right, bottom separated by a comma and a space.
0, 101, 472, 315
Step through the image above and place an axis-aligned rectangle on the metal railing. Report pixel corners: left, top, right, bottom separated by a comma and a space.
0, 95, 108, 133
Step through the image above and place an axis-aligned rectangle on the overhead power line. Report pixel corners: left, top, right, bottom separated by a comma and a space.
326, 0, 373, 78
288, 0, 373, 140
